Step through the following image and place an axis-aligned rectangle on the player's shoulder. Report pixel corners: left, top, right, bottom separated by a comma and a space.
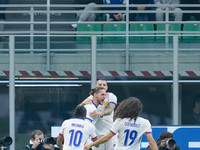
106, 92, 116, 97
63, 118, 77, 123
84, 103, 96, 109
114, 118, 125, 125
137, 117, 151, 124
61, 118, 75, 126
84, 120, 96, 128
84, 103, 94, 108
63, 118, 71, 123
106, 92, 117, 101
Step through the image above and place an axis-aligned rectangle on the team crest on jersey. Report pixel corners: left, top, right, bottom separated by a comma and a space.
103, 101, 109, 106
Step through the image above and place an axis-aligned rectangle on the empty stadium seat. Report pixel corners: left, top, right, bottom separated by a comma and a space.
156, 24, 181, 42
102, 23, 126, 43
130, 23, 155, 43
169, 24, 181, 31
182, 23, 200, 42
76, 24, 101, 43
169, 24, 181, 41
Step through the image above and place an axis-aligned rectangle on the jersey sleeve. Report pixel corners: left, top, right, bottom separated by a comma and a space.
84, 104, 96, 123
89, 124, 98, 141
110, 118, 121, 135
144, 120, 152, 134
108, 93, 117, 105
59, 120, 67, 136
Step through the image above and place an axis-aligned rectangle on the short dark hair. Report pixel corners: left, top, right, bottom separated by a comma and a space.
115, 97, 143, 122
74, 105, 86, 119
97, 78, 107, 82
159, 131, 173, 140
31, 130, 43, 140
89, 87, 105, 96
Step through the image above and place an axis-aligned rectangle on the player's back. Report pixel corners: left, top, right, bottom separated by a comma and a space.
62, 118, 97, 150
111, 117, 152, 150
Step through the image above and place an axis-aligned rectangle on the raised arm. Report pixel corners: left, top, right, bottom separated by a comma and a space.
79, 96, 92, 106
146, 133, 158, 150
84, 132, 114, 150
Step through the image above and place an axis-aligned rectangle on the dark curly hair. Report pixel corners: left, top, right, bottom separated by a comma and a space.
74, 105, 86, 119
115, 97, 143, 122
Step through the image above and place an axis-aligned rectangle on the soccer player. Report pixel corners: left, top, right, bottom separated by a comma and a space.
84, 86, 107, 125
84, 97, 158, 150
82, 86, 106, 150
56, 105, 99, 150
81, 79, 118, 150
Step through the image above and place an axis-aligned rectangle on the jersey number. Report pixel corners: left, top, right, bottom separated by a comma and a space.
124, 129, 138, 146
69, 129, 83, 147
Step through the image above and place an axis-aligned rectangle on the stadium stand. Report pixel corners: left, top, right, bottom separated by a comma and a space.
6, 0, 75, 31
76, 23, 101, 43
4, 0, 77, 49
103, 23, 126, 43
156, 24, 181, 42
1, 2, 200, 150
182, 23, 200, 42
130, 23, 155, 43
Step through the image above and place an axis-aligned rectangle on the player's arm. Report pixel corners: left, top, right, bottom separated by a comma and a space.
84, 132, 114, 150
146, 133, 158, 150
56, 134, 64, 150
90, 103, 116, 118
102, 103, 116, 115
92, 135, 101, 142
90, 93, 117, 117
79, 96, 92, 106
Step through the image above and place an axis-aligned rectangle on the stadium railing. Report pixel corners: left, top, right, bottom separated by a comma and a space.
0, 3, 200, 35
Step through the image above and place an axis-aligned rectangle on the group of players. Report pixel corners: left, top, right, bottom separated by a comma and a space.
56, 79, 158, 150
